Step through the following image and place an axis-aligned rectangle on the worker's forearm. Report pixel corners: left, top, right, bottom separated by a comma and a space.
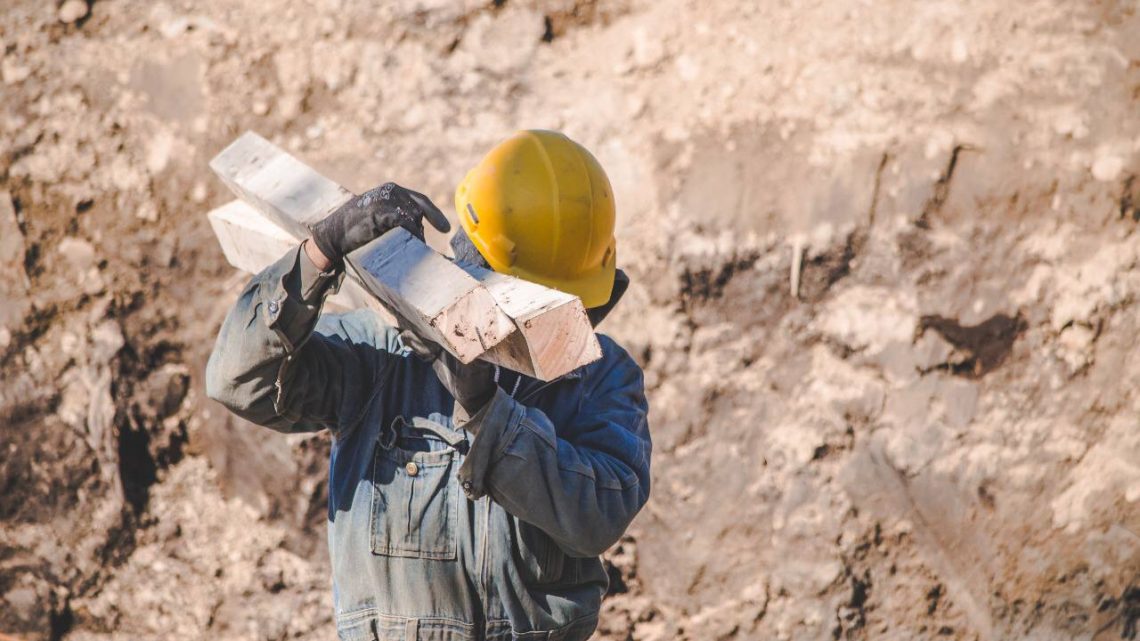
303, 236, 334, 271
273, 240, 341, 345
205, 245, 343, 430
457, 389, 650, 557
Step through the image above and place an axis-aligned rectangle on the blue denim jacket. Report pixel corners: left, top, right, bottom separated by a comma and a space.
205, 247, 652, 641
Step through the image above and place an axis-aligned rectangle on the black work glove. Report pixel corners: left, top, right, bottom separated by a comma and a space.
310, 182, 451, 267
399, 329, 496, 425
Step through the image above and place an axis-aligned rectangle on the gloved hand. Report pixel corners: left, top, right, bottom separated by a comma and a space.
399, 329, 496, 425
310, 182, 451, 267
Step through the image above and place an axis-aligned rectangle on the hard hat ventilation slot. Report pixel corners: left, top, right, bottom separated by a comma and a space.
466, 203, 480, 225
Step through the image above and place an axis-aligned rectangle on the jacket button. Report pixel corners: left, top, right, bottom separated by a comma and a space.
405, 461, 419, 476
267, 300, 279, 314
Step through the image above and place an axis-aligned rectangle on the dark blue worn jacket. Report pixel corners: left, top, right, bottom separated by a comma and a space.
205, 247, 652, 641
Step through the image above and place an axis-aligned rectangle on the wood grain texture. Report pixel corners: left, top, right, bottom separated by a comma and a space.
209, 131, 353, 236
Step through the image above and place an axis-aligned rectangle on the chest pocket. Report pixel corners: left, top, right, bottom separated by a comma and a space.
370, 416, 461, 560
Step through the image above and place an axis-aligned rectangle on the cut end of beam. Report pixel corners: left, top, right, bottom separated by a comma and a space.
351, 228, 516, 363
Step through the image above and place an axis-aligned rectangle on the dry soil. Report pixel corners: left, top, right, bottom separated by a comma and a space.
2, 1, 1140, 640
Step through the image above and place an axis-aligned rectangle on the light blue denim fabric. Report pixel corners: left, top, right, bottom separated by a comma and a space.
205, 247, 652, 641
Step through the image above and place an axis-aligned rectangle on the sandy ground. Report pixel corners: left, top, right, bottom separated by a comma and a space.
2, 0, 1140, 639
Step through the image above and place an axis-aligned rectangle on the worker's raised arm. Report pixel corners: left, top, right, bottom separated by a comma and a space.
457, 336, 652, 557
206, 182, 450, 433
205, 242, 373, 432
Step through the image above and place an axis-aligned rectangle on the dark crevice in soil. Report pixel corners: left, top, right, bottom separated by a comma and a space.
799, 233, 857, 302
866, 152, 890, 229
541, 15, 555, 42
1120, 174, 1138, 221
917, 313, 1026, 377
48, 598, 74, 641
834, 568, 872, 640
539, 0, 627, 41
1097, 584, 1140, 639
605, 561, 629, 595
1123, 585, 1140, 639
926, 583, 944, 615
916, 144, 973, 229
116, 417, 159, 515
679, 252, 761, 309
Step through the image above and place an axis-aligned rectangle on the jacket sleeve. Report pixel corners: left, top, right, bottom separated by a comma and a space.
205, 244, 384, 434
457, 342, 652, 557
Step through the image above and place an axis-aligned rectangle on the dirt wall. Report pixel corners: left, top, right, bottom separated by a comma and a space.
2, 0, 1139, 639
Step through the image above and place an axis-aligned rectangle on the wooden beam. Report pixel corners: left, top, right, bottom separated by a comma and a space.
350, 228, 515, 363
209, 132, 514, 363
208, 200, 383, 313
207, 131, 601, 379
208, 198, 505, 359
209, 132, 352, 237
209, 197, 601, 378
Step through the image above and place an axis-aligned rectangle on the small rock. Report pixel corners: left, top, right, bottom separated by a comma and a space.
80, 266, 106, 296
0, 326, 10, 349
23, 345, 44, 377
950, 36, 969, 63
155, 518, 182, 541
0, 193, 28, 320
1091, 153, 1125, 182
631, 27, 667, 69
1, 57, 32, 85
912, 329, 955, 371
159, 17, 192, 38
1126, 481, 1140, 503
60, 331, 80, 356
1056, 324, 1095, 372
155, 237, 176, 267
56, 373, 91, 431
58, 0, 89, 23
146, 130, 174, 174
4, 585, 38, 617
58, 237, 97, 271
144, 364, 190, 418
190, 182, 208, 203
675, 54, 700, 82
1053, 111, 1089, 139
90, 320, 124, 364
136, 201, 158, 222
626, 94, 647, 118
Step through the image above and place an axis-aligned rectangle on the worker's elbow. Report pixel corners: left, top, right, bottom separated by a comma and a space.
571, 535, 618, 558
565, 521, 626, 557
204, 349, 250, 414
565, 501, 644, 557
204, 370, 233, 409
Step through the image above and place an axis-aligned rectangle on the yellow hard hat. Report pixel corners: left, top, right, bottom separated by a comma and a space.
455, 130, 617, 308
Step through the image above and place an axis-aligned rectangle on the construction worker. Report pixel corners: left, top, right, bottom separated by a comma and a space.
206, 130, 651, 641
